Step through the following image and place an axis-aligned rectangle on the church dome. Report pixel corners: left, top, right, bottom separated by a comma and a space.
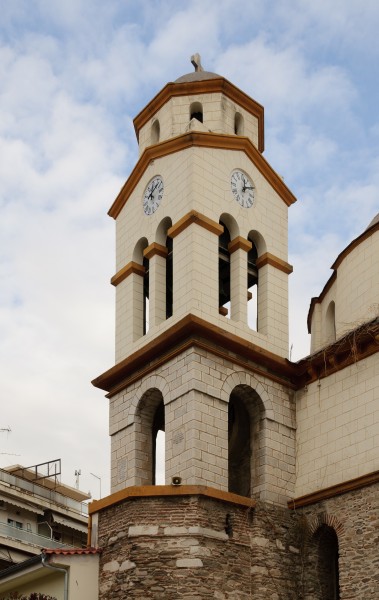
365, 212, 379, 230
175, 53, 221, 84
175, 70, 221, 83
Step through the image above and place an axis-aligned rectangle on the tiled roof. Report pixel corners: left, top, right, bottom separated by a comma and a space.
42, 547, 102, 555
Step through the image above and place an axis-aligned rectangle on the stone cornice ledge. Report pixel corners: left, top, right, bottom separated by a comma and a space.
288, 470, 379, 509
91, 313, 298, 395
108, 132, 297, 218
89, 484, 255, 515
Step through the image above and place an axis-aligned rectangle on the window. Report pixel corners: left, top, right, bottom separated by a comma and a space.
143, 254, 149, 335
166, 235, 173, 319
247, 237, 258, 330
8, 519, 23, 529
234, 112, 244, 135
219, 221, 231, 316
151, 119, 160, 144
190, 101, 203, 123
228, 385, 265, 497
137, 388, 165, 485
325, 301, 336, 344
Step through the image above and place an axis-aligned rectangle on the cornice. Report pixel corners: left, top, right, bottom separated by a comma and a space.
256, 252, 293, 275
167, 210, 224, 238
93, 316, 379, 394
108, 132, 297, 219
296, 317, 379, 387
143, 242, 168, 260
111, 261, 145, 287
133, 76, 265, 151
92, 314, 298, 395
89, 484, 255, 516
228, 236, 252, 253
288, 470, 379, 509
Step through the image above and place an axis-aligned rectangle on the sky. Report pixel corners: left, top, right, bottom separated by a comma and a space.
0, 0, 378, 499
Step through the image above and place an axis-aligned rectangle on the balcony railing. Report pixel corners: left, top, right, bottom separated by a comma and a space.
0, 521, 75, 550
0, 469, 88, 516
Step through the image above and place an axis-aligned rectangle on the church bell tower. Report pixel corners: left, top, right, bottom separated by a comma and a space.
90, 56, 300, 598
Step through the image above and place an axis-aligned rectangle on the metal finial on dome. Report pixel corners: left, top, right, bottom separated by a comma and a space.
191, 53, 204, 72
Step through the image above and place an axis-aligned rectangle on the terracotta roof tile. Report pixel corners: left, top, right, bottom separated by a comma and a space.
42, 547, 102, 555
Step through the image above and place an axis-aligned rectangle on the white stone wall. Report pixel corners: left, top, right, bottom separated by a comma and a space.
310, 229, 379, 353
137, 92, 260, 153
294, 352, 379, 497
109, 347, 296, 506
114, 145, 290, 361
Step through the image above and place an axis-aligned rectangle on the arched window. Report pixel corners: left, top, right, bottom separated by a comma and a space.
151, 119, 160, 144
155, 217, 173, 322
137, 389, 165, 485
143, 254, 149, 335
234, 112, 244, 135
152, 399, 165, 485
190, 101, 203, 123
219, 221, 231, 316
228, 385, 265, 497
325, 301, 336, 344
303, 523, 340, 599
166, 235, 173, 319
132, 238, 149, 340
247, 236, 258, 330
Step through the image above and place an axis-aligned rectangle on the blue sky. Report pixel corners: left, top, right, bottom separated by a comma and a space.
0, 0, 378, 497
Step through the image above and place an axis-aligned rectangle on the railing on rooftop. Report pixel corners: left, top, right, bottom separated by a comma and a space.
0, 521, 76, 550
0, 469, 88, 516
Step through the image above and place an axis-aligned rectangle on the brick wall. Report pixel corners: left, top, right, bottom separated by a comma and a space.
96, 481, 379, 599
96, 493, 304, 600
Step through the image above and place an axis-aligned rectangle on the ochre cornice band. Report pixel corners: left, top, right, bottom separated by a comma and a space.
288, 470, 379, 509
256, 252, 293, 275
167, 210, 223, 238
143, 242, 168, 260
108, 132, 297, 219
89, 484, 255, 516
111, 261, 145, 287
228, 236, 252, 253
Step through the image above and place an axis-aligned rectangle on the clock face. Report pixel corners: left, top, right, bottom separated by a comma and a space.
230, 170, 255, 208
143, 176, 164, 215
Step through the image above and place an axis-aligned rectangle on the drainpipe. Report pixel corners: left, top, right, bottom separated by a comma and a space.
41, 552, 69, 600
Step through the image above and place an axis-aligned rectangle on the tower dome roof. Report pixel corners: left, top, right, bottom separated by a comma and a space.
175, 70, 221, 84
175, 53, 221, 84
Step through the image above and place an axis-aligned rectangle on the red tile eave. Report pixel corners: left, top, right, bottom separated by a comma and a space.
42, 547, 102, 556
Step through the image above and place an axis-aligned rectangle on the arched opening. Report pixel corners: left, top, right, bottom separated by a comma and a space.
132, 238, 149, 340
228, 395, 250, 496
315, 525, 340, 599
166, 235, 173, 318
137, 389, 165, 485
303, 523, 340, 600
152, 400, 165, 485
228, 385, 265, 497
219, 220, 231, 317
190, 101, 203, 123
234, 112, 244, 135
151, 119, 160, 144
325, 301, 336, 344
143, 254, 149, 335
247, 236, 258, 331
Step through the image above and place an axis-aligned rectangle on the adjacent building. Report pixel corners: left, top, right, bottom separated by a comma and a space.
0, 461, 89, 571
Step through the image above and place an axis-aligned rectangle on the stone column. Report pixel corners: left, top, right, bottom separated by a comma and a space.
228, 236, 252, 324
143, 243, 168, 327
